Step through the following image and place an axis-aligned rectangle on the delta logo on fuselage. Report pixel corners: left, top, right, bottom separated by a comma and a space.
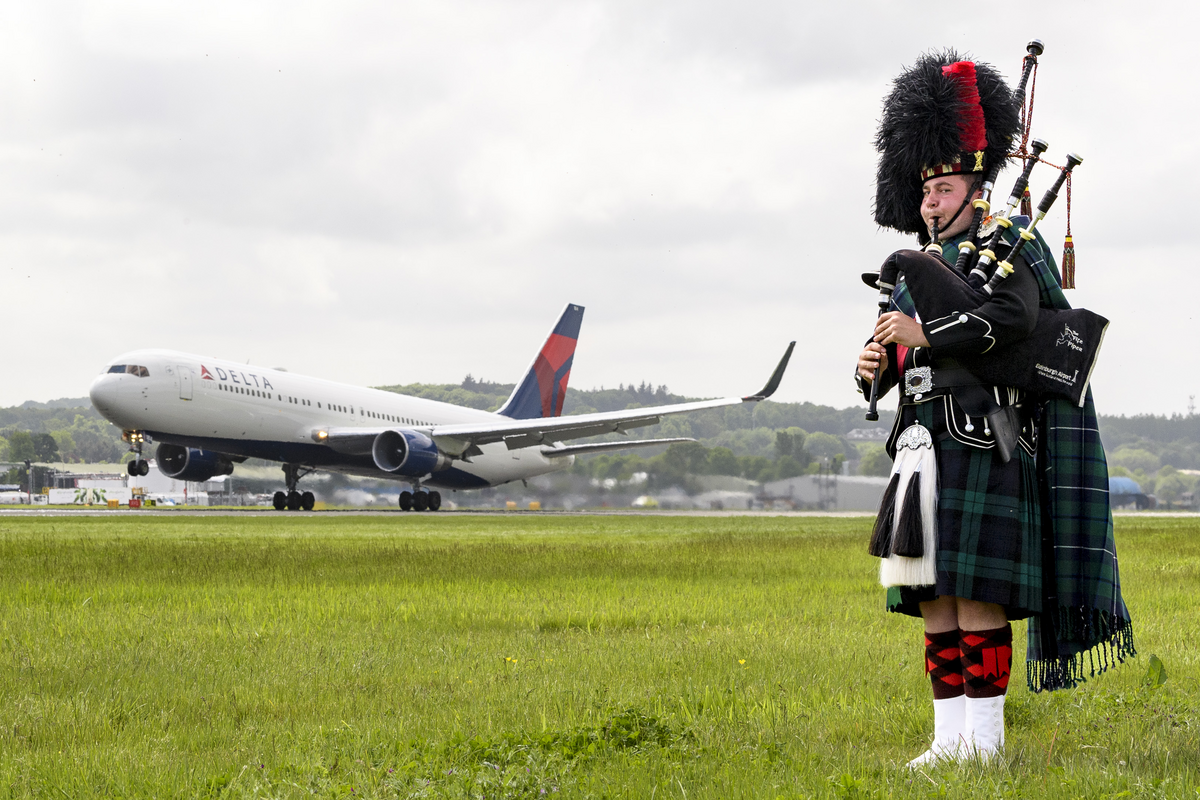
200, 364, 276, 390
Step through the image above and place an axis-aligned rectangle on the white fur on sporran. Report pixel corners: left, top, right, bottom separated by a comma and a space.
879, 423, 938, 587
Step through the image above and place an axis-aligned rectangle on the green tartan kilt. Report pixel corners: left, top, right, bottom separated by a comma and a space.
886, 399, 1043, 620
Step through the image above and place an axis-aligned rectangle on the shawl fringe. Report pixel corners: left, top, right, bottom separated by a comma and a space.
1027, 607, 1136, 692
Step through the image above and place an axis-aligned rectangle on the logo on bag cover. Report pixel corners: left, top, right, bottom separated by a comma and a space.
1055, 325, 1084, 352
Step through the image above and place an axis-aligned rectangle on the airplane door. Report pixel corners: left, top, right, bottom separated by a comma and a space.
178, 366, 193, 400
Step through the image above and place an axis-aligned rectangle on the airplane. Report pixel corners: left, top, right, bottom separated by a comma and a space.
88, 304, 794, 511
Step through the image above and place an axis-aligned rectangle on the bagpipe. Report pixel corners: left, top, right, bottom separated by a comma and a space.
864, 40, 1108, 422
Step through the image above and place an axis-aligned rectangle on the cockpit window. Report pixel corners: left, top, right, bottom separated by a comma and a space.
107, 365, 149, 377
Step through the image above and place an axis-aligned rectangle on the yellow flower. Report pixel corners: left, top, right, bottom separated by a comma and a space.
738, 659, 746, 665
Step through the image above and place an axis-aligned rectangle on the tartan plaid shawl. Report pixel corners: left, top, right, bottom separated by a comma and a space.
891, 223, 1135, 692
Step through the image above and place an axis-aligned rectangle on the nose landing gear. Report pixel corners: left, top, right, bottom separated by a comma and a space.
123, 431, 151, 477
274, 464, 316, 511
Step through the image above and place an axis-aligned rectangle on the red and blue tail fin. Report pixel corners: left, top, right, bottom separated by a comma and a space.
497, 303, 584, 420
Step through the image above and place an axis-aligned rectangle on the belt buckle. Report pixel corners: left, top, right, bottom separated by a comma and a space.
904, 366, 933, 398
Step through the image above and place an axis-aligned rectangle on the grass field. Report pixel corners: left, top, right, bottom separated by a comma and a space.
0, 514, 1196, 798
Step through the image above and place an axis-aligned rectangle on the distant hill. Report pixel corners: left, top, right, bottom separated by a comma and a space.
20, 397, 91, 409
1099, 413, 1200, 473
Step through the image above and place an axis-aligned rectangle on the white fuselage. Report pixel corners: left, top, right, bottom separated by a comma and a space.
88, 349, 573, 489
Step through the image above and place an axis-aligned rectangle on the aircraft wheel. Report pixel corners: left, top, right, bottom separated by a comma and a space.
413, 491, 429, 512
398, 491, 413, 511
301, 491, 315, 511
273, 491, 287, 510
127, 460, 139, 477
286, 491, 302, 511
138, 459, 150, 476
428, 491, 442, 511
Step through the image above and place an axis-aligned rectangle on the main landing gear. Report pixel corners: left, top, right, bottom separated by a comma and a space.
124, 430, 150, 477
273, 463, 316, 511
398, 487, 441, 512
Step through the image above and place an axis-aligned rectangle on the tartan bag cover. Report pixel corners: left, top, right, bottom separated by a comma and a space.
890, 223, 1135, 692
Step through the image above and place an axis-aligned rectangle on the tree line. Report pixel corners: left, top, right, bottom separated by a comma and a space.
3, 381, 1198, 501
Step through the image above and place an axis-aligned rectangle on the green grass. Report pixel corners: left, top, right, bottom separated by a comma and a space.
0, 514, 1196, 798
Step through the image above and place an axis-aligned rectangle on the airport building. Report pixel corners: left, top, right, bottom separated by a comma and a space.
1, 462, 228, 506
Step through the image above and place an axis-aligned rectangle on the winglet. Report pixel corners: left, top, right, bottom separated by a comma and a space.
743, 342, 795, 401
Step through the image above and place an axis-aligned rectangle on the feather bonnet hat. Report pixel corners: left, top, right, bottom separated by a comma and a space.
873, 50, 1021, 240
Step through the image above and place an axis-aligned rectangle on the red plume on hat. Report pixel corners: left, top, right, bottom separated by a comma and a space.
942, 61, 988, 156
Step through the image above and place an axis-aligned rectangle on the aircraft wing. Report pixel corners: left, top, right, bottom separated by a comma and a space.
431, 341, 794, 457
318, 342, 793, 459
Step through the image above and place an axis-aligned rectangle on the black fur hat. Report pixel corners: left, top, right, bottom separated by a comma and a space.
873, 50, 1021, 238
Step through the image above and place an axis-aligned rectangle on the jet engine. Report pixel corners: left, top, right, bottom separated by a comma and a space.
156, 443, 235, 482
372, 429, 451, 476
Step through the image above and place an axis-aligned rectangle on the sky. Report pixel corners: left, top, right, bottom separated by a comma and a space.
3, 1, 1197, 417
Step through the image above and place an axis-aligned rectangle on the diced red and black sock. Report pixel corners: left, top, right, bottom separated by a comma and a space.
960, 624, 1013, 698
924, 629, 964, 700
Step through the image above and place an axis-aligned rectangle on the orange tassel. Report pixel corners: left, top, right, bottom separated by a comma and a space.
1061, 236, 1075, 289
1020, 187, 1032, 219
1061, 173, 1075, 288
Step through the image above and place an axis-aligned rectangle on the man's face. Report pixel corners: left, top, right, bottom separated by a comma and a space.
921, 174, 980, 240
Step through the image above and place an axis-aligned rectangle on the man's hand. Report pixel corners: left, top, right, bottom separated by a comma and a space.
875, 311, 930, 348
858, 342, 888, 383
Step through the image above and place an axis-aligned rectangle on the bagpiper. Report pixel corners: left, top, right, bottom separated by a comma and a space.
854, 42, 1134, 767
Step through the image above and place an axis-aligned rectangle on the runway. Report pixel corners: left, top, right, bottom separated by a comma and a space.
0, 507, 877, 518
2, 507, 1194, 519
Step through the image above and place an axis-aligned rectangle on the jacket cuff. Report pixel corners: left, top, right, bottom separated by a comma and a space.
922, 310, 996, 356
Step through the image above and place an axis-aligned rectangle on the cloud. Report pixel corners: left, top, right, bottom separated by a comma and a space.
1, 1, 1197, 415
